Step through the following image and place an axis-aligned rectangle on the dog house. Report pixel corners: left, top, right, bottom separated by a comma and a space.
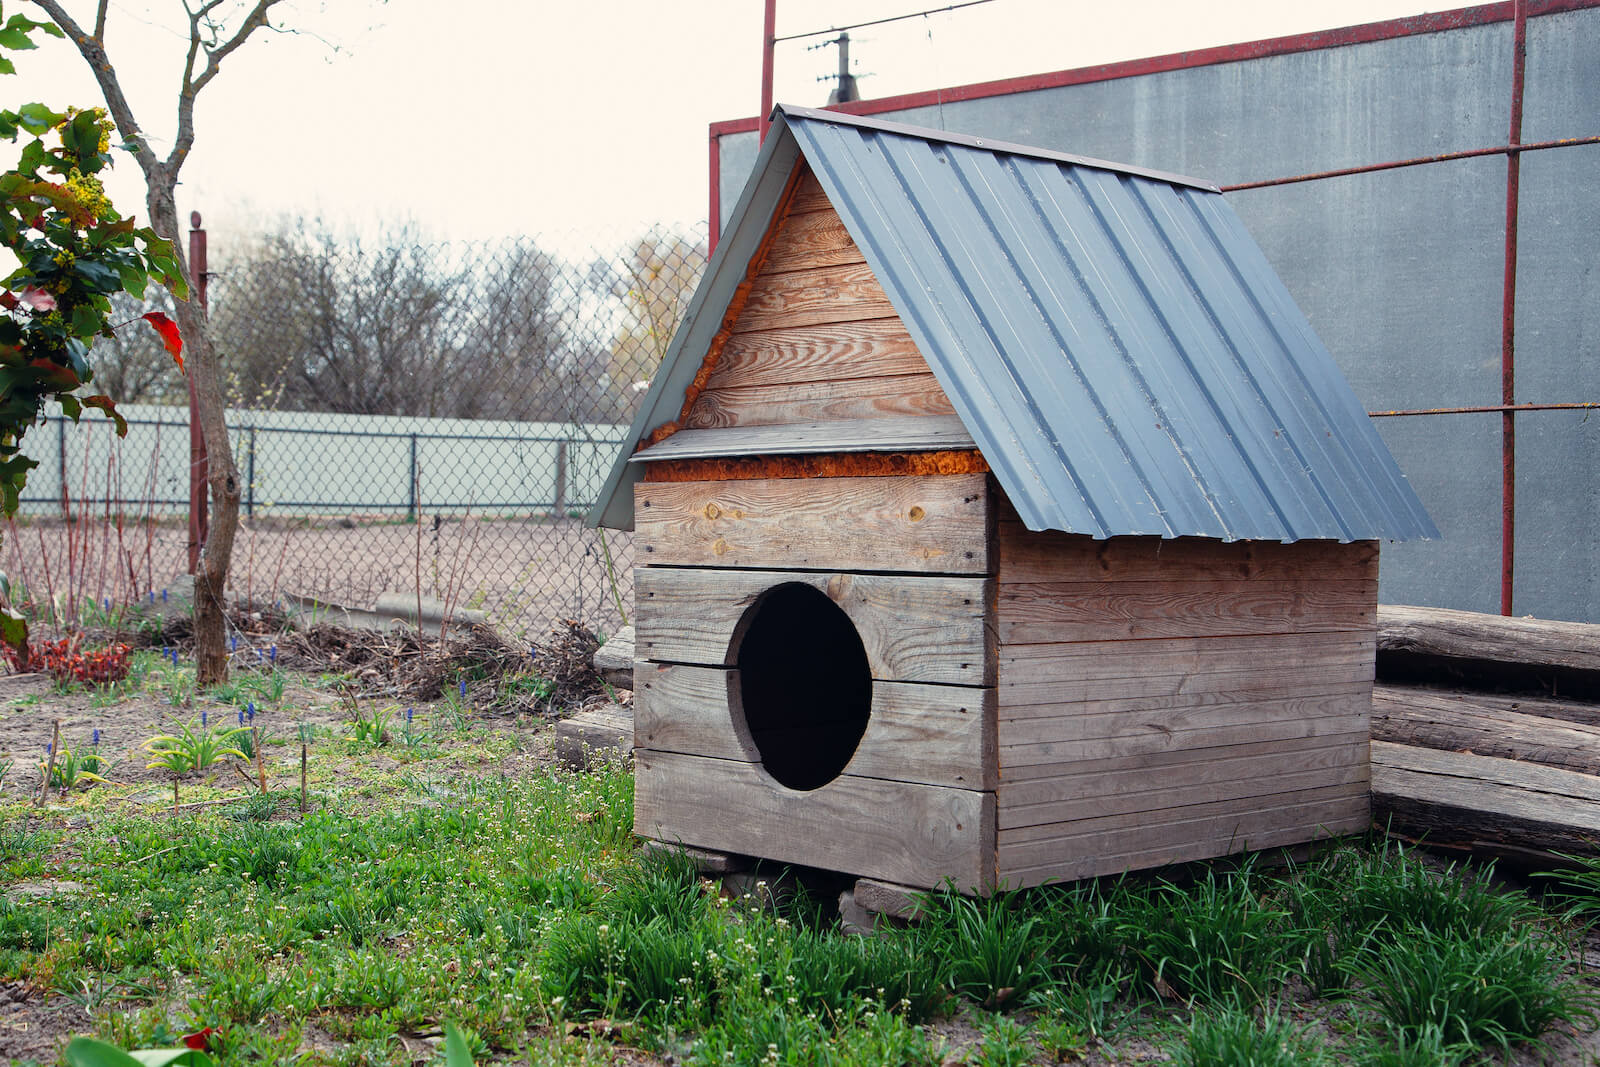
588, 106, 1436, 892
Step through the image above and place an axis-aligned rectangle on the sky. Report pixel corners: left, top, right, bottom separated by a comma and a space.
19, 0, 1437, 256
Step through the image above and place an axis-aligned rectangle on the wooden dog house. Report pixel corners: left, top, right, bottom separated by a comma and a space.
589, 106, 1436, 892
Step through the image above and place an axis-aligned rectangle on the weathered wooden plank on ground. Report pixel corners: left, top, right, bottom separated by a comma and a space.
635, 662, 995, 790
634, 473, 991, 575
1377, 604, 1600, 674
635, 567, 993, 686
1371, 739, 1600, 857
553, 704, 633, 770
1372, 685, 1600, 775
635, 749, 994, 890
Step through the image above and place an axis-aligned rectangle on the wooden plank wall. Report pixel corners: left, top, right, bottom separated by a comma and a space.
995, 516, 1379, 887
683, 167, 955, 431
632, 473, 998, 891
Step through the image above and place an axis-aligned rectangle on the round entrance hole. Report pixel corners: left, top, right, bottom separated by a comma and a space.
732, 583, 872, 791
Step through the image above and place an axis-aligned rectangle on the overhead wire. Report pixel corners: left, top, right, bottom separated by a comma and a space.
771, 0, 999, 43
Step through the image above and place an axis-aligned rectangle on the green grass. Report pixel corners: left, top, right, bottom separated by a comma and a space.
2, 658, 1597, 1066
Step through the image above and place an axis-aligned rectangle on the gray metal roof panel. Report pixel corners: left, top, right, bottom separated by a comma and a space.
590, 105, 1437, 543
785, 108, 1437, 542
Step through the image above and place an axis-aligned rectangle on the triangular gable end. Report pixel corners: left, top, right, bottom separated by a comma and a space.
680, 164, 956, 433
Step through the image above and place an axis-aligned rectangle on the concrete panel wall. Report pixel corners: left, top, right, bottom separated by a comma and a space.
714, 6, 1600, 621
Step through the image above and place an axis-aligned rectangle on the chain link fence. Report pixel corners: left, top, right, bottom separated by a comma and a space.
5, 222, 709, 640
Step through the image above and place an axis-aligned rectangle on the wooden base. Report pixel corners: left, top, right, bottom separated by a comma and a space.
553, 704, 633, 770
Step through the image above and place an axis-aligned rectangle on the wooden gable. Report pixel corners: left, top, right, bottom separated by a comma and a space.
681, 166, 956, 432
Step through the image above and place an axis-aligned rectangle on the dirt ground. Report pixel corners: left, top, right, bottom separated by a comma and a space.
3, 514, 636, 645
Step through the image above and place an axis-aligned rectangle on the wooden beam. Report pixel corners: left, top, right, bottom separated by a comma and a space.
636, 663, 996, 790
999, 579, 1377, 644
1378, 604, 1600, 674
733, 260, 895, 334
630, 414, 976, 462
1371, 739, 1600, 858
997, 529, 1378, 586
998, 632, 1375, 707
634, 473, 992, 575
708, 319, 934, 390
684, 371, 954, 429
635, 567, 994, 686
1373, 685, 1600, 775
635, 749, 995, 891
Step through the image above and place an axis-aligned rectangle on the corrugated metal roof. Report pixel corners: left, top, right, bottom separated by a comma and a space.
589, 105, 1437, 542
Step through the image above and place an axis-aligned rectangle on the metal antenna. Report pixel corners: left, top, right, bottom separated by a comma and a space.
809, 31, 861, 104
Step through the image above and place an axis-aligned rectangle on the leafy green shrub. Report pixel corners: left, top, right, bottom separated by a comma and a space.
1348, 926, 1593, 1054
1172, 1006, 1328, 1067
905, 884, 1054, 1009
1121, 866, 1291, 1006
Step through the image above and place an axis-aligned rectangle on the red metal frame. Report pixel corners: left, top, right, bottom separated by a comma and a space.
713, 0, 1600, 616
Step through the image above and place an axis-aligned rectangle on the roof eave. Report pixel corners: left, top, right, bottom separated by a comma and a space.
585, 117, 804, 531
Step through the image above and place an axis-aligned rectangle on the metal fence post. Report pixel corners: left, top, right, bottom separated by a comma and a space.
56, 417, 67, 519
553, 440, 568, 516
408, 433, 419, 522
246, 426, 257, 519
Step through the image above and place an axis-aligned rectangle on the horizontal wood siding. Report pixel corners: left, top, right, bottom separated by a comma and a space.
635, 750, 995, 890
684, 175, 955, 432
635, 566, 994, 686
995, 524, 1378, 884
636, 663, 996, 790
634, 474, 991, 574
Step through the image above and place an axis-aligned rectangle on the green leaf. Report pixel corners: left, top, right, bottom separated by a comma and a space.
0, 27, 35, 50
56, 392, 80, 420
63, 1038, 146, 1067
444, 1022, 474, 1067
127, 1051, 212, 1067
0, 605, 26, 652
0, 56, 15, 77
16, 102, 61, 135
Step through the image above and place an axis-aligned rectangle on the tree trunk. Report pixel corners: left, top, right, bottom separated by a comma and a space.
146, 184, 239, 685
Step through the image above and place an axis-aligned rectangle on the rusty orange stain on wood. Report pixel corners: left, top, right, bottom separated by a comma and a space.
640, 450, 990, 482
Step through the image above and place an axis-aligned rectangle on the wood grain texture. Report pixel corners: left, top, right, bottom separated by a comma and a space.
635, 749, 995, 890
684, 372, 954, 429
1000, 691, 1371, 767
1002, 810, 1369, 887
999, 579, 1377, 644
762, 204, 864, 274
999, 733, 1370, 809
1373, 684, 1600, 728
709, 320, 932, 390
635, 662, 996, 790
997, 528, 1379, 586
1378, 604, 1600, 673
788, 171, 833, 215
997, 632, 1376, 707
1372, 685, 1600, 775
733, 261, 896, 334
630, 415, 976, 462
1371, 739, 1600, 858
1001, 748, 1370, 832
635, 567, 994, 686
634, 473, 992, 575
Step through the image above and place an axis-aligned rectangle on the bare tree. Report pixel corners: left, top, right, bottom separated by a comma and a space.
34, 0, 311, 682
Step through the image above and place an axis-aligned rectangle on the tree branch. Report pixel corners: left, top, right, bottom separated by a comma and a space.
169, 0, 283, 171
29, 0, 162, 184
92, 0, 107, 42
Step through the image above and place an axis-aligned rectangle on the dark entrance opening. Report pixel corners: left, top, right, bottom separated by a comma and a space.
733, 583, 872, 791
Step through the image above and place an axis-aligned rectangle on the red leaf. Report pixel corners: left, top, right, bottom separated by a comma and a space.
183, 1026, 216, 1051
142, 312, 184, 372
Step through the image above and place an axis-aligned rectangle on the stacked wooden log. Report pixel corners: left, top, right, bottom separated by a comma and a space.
1371, 605, 1600, 861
